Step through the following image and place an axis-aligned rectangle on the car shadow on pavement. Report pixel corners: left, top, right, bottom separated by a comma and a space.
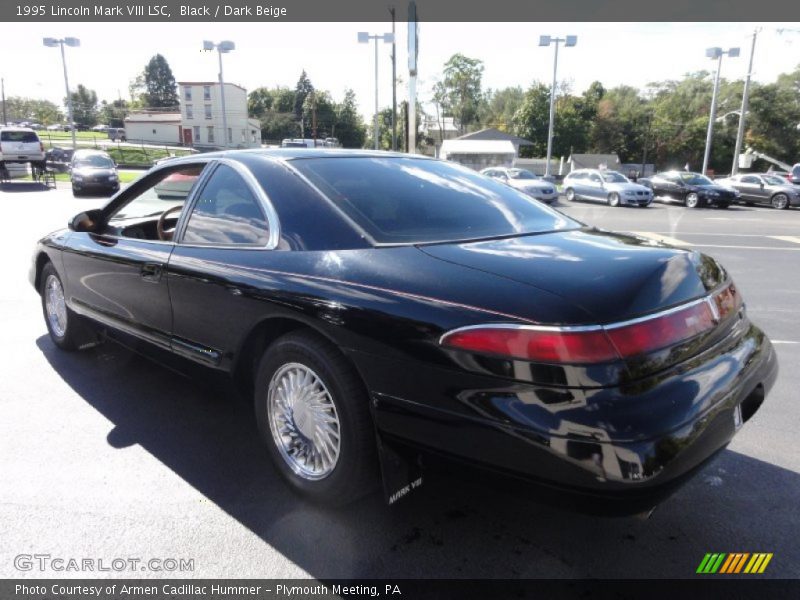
36, 335, 799, 579
0, 181, 52, 193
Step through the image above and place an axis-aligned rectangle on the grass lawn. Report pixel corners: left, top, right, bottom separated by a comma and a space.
22, 171, 141, 184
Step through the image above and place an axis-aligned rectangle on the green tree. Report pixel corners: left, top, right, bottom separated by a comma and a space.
141, 54, 179, 109
294, 70, 314, 134
334, 89, 366, 148
68, 84, 98, 127
441, 53, 484, 134
2, 97, 62, 125
479, 86, 525, 131
99, 99, 128, 127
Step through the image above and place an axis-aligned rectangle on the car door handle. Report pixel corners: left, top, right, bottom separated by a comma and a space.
141, 263, 164, 282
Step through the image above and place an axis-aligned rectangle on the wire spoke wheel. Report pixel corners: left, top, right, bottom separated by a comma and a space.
44, 274, 67, 338
267, 362, 341, 480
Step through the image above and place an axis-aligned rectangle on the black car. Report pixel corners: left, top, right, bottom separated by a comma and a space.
70, 149, 120, 195
641, 171, 739, 208
30, 150, 778, 513
716, 173, 800, 209
44, 147, 75, 173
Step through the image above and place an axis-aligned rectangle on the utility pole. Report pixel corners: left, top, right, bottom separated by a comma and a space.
731, 29, 758, 175
702, 46, 739, 176
311, 90, 317, 141
407, 2, 418, 154
389, 6, 398, 151
1, 78, 6, 125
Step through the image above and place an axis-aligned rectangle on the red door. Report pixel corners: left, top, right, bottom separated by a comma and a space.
182, 127, 193, 146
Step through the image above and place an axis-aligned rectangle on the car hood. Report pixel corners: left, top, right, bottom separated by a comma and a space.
506, 179, 554, 192
605, 181, 651, 193
73, 166, 116, 176
418, 228, 725, 324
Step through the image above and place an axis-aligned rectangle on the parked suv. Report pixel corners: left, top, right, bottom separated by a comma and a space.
0, 127, 46, 171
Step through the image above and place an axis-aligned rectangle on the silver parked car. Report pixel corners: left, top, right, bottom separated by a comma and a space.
716, 173, 800, 210
480, 167, 558, 204
563, 169, 653, 207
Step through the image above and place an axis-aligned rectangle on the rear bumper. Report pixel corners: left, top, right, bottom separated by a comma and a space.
361, 322, 777, 513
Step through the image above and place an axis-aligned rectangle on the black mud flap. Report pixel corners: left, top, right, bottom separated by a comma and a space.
375, 432, 424, 506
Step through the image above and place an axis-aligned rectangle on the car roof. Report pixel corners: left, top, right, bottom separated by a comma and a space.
1, 126, 36, 132
162, 148, 435, 166
72, 149, 111, 157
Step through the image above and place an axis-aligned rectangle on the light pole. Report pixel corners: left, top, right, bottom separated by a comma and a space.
539, 35, 577, 178
203, 40, 235, 148
389, 6, 398, 151
43, 36, 80, 150
358, 31, 394, 150
701, 46, 739, 176
731, 30, 758, 175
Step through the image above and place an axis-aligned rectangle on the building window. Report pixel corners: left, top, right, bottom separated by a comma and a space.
152, 129, 156, 135
203, 86, 211, 101
204, 105, 212, 120
207, 126, 214, 143
185, 104, 193, 120
184, 86, 192, 101
241, 129, 246, 142
251, 130, 257, 143
227, 128, 232, 143
193, 126, 200, 142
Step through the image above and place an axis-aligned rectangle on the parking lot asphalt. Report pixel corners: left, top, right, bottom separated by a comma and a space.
1, 181, 798, 579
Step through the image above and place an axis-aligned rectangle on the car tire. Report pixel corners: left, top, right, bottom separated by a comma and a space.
685, 192, 701, 208
72, 185, 80, 196
254, 330, 378, 505
565, 188, 576, 201
771, 194, 789, 210
607, 192, 621, 207
40, 262, 85, 351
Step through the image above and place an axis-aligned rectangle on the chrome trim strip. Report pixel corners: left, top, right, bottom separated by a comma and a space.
439, 287, 731, 347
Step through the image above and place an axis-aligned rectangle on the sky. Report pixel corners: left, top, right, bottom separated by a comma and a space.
2, 22, 799, 121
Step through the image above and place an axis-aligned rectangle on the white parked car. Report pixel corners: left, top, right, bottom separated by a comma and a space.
0, 127, 46, 169
480, 167, 558, 204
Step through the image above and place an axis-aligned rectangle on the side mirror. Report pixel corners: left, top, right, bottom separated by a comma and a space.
69, 208, 103, 232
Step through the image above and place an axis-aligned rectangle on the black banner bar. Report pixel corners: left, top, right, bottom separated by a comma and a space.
1, 0, 799, 22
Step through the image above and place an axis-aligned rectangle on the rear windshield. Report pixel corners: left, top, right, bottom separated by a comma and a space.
291, 157, 577, 244
1, 130, 39, 143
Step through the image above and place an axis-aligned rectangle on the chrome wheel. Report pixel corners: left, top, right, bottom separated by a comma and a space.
685, 192, 700, 208
608, 192, 620, 207
44, 274, 67, 338
772, 194, 789, 210
565, 188, 576, 201
267, 362, 341, 480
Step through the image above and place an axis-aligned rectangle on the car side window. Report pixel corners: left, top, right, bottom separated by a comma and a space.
741, 176, 759, 184
589, 173, 601, 183
181, 164, 270, 246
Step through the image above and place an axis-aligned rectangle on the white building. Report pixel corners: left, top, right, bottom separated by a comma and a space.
178, 81, 261, 149
123, 111, 182, 144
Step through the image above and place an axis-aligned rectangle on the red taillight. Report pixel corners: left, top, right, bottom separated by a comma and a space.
440, 326, 619, 363
441, 283, 741, 364
605, 301, 716, 358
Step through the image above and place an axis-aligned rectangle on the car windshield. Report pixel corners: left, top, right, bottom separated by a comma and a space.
507, 169, 537, 180
762, 175, 785, 185
600, 171, 628, 183
792, 165, 800, 177
291, 157, 578, 244
75, 155, 114, 168
678, 173, 713, 185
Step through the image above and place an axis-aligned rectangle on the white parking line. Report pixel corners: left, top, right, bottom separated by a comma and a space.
693, 244, 800, 251
772, 340, 799, 345
629, 232, 691, 246
770, 236, 800, 245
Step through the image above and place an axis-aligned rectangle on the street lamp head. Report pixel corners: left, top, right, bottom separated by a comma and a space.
357, 32, 370, 43
43, 37, 59, 47
64, 37, 80, 47
565, 35, 577, 47
538, 35, 551, 47
202, 40, 214, 51
218, 40, 235, 52
382, 33, 395, 43
727, 47, 740, 58
706, 47, 723, 59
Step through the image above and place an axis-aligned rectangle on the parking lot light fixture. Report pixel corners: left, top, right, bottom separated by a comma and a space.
539, 35, 577, 178
702, 46, 739, 176
202, 40, 236, 149
43, 36, 80, 150
358, 31, 395, 150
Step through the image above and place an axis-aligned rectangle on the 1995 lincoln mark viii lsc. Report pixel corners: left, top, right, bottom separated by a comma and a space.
30, 150, 778, 514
